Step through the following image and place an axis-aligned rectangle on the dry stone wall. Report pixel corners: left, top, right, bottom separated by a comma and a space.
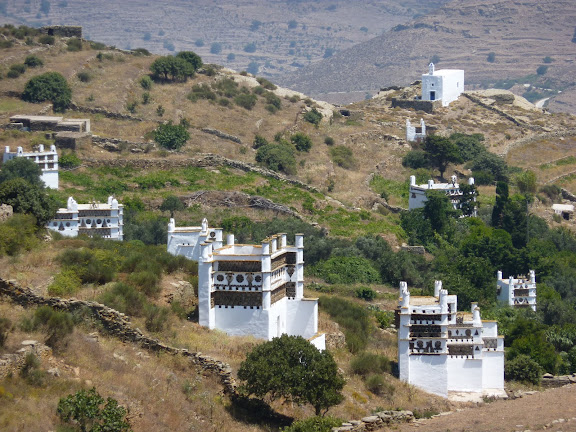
0, 341, 52, 379
332, 410, 414, 432
0, 278, 237, 395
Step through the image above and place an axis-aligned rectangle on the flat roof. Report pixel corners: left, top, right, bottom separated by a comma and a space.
409, 296, 438, 306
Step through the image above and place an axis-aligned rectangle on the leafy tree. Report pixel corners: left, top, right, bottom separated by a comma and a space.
355, 286, 376, 301
22, 71, 71, 111
504, 354, 542, 384
423, 190, 457, 235
153, 121, 190, 150
149, 56, 194, 82
470, 152, 508, 182
159, 195, 185, 217
175, 50, 203, 71
238, 335, 345, 415
515, 170, 537, 196
57, 387, 131, 432
423, 135, 462, 180
244, 42, 257, 53
487, 52, 496, 63
0, 157, 44, 188
459, 183, 477, 217
492, 181, 509, 228
290, 132, 312, 152
253, 134, 269, 149
536, 65, 548, 75
255, 143, 297, 175
0, 178, 58, 225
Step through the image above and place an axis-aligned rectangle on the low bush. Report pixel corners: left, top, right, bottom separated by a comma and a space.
144, 304, 170, 332
330, 146, 355, 169
505, 354, 542, 384
188, 84, 216, 102
290, 132, 312, 152
20, 353, 46, 387
303, 108, 322, 126
282, 416, 341, 432
402, 150, 430, 169
350, 352, 391, 376
365, 374, 394, 396
128, 271, 161, 297
33, 306, 74, 350
0, 316, 12, 347
324, 136, 334, 146
77, 71, 91, 82
319, 296, 372, 353
24, 55, 43, 67
38, 34, 55, 45
255, 143, 297, 175
355, 286, 377, 301
99, 282, 147, 317
235, 93, 258, 110
48, 269, 82, 296
310, 256, 381, 285
140, 75, 153, 90
66, 37, 82, 52
58, 152, 81, 169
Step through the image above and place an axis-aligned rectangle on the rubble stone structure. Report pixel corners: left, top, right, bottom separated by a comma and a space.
40, 25, 82, 38
397, 281, 505, 399
3, 144, 59, 189
46, 196, 123, 240
167, 219, 325, 349
9, 115, 90, 133
497, 270, 537, 311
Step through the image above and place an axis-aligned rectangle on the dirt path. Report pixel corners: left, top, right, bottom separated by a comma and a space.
392, 385, 576, 432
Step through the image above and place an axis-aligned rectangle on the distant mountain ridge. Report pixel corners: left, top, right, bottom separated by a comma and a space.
0, 0, 448, 79
276, 0, 576, 110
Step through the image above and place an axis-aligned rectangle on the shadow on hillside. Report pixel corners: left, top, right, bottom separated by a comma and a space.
227, 395, 293, 430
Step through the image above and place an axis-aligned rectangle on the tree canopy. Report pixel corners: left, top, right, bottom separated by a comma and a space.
238, 335, 345, 415
175, 51, 203, 71
0, 178, 58, 225
153, 121, 190, 150
0, 157, 44, 188
423, 135, 462, 180
150, 56, 195, 82
22, 71, 71, 111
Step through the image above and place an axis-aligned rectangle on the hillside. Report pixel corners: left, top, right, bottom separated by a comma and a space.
277, 0, 576, 110
0, 0, 448, 79
2, 27, 576, 432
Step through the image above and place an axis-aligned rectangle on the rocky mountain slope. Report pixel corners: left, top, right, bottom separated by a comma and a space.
277, 0, 576, 110
0, 0, 447, 79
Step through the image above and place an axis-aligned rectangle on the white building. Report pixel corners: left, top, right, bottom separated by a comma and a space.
46, 196, 123, 240
497, 270, 537, 311
409, 175, 476, 215
406, 118, 427, 142
167, 218, 325, 350
3, 145, 59, 189
397, 281, 505, 400
421, 63, 464, 107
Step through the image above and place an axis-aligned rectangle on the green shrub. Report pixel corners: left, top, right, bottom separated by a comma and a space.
290, 132, 312, 152
9, 63, 26, 74
24, 55, 43, 67
282, 416, 341, 432
330, 146, 355, 169
154, 121, 190, 151
319, 296, 372, 353
234, 93, 258, 110
402, 150, 430, 169
213, 77, 239, 98
303, 108, 322, 126
6, 69, 21, 79
99, 282, 147, 316
33, 306, 74, 349
255, 143, 297, 175
128, 271, 161, 297
188, 84, 216, 102
536, 65, 548, 75
0, 214, 39, 257
505, 354, 542, 384
48, 269, 82, 296
22, 71, 72, 112
38, 34, 55, 45
144, 304, 170, 332
311, 256, 381, 284
350, 352, 391, 376
140, 75, 153, 90
324, 136, 334, 146
355, 286, 376, 301
264, 91, 282, 109
77, 71, 91, 82
256, 77, 277, 90
365, 374, 394, 396
374, 310, 394, 329
66, 37, 82, 51
59, 248, 116, 285
20, 353, 46, 387
90, 41, 107, 50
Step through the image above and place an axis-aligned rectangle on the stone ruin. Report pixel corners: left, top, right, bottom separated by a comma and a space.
40, 26, 82, 38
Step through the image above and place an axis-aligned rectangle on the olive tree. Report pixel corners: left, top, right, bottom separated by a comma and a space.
153, 121, 190, 150
238, 335, 345, 416
22, 71, 72, 111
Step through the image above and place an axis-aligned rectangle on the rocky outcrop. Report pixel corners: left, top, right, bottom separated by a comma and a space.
541, 373, 576, 388
332, 410, 414, 432
91, 136, 154, 153
0, 204, 13, 223
0, 340, 52, 379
